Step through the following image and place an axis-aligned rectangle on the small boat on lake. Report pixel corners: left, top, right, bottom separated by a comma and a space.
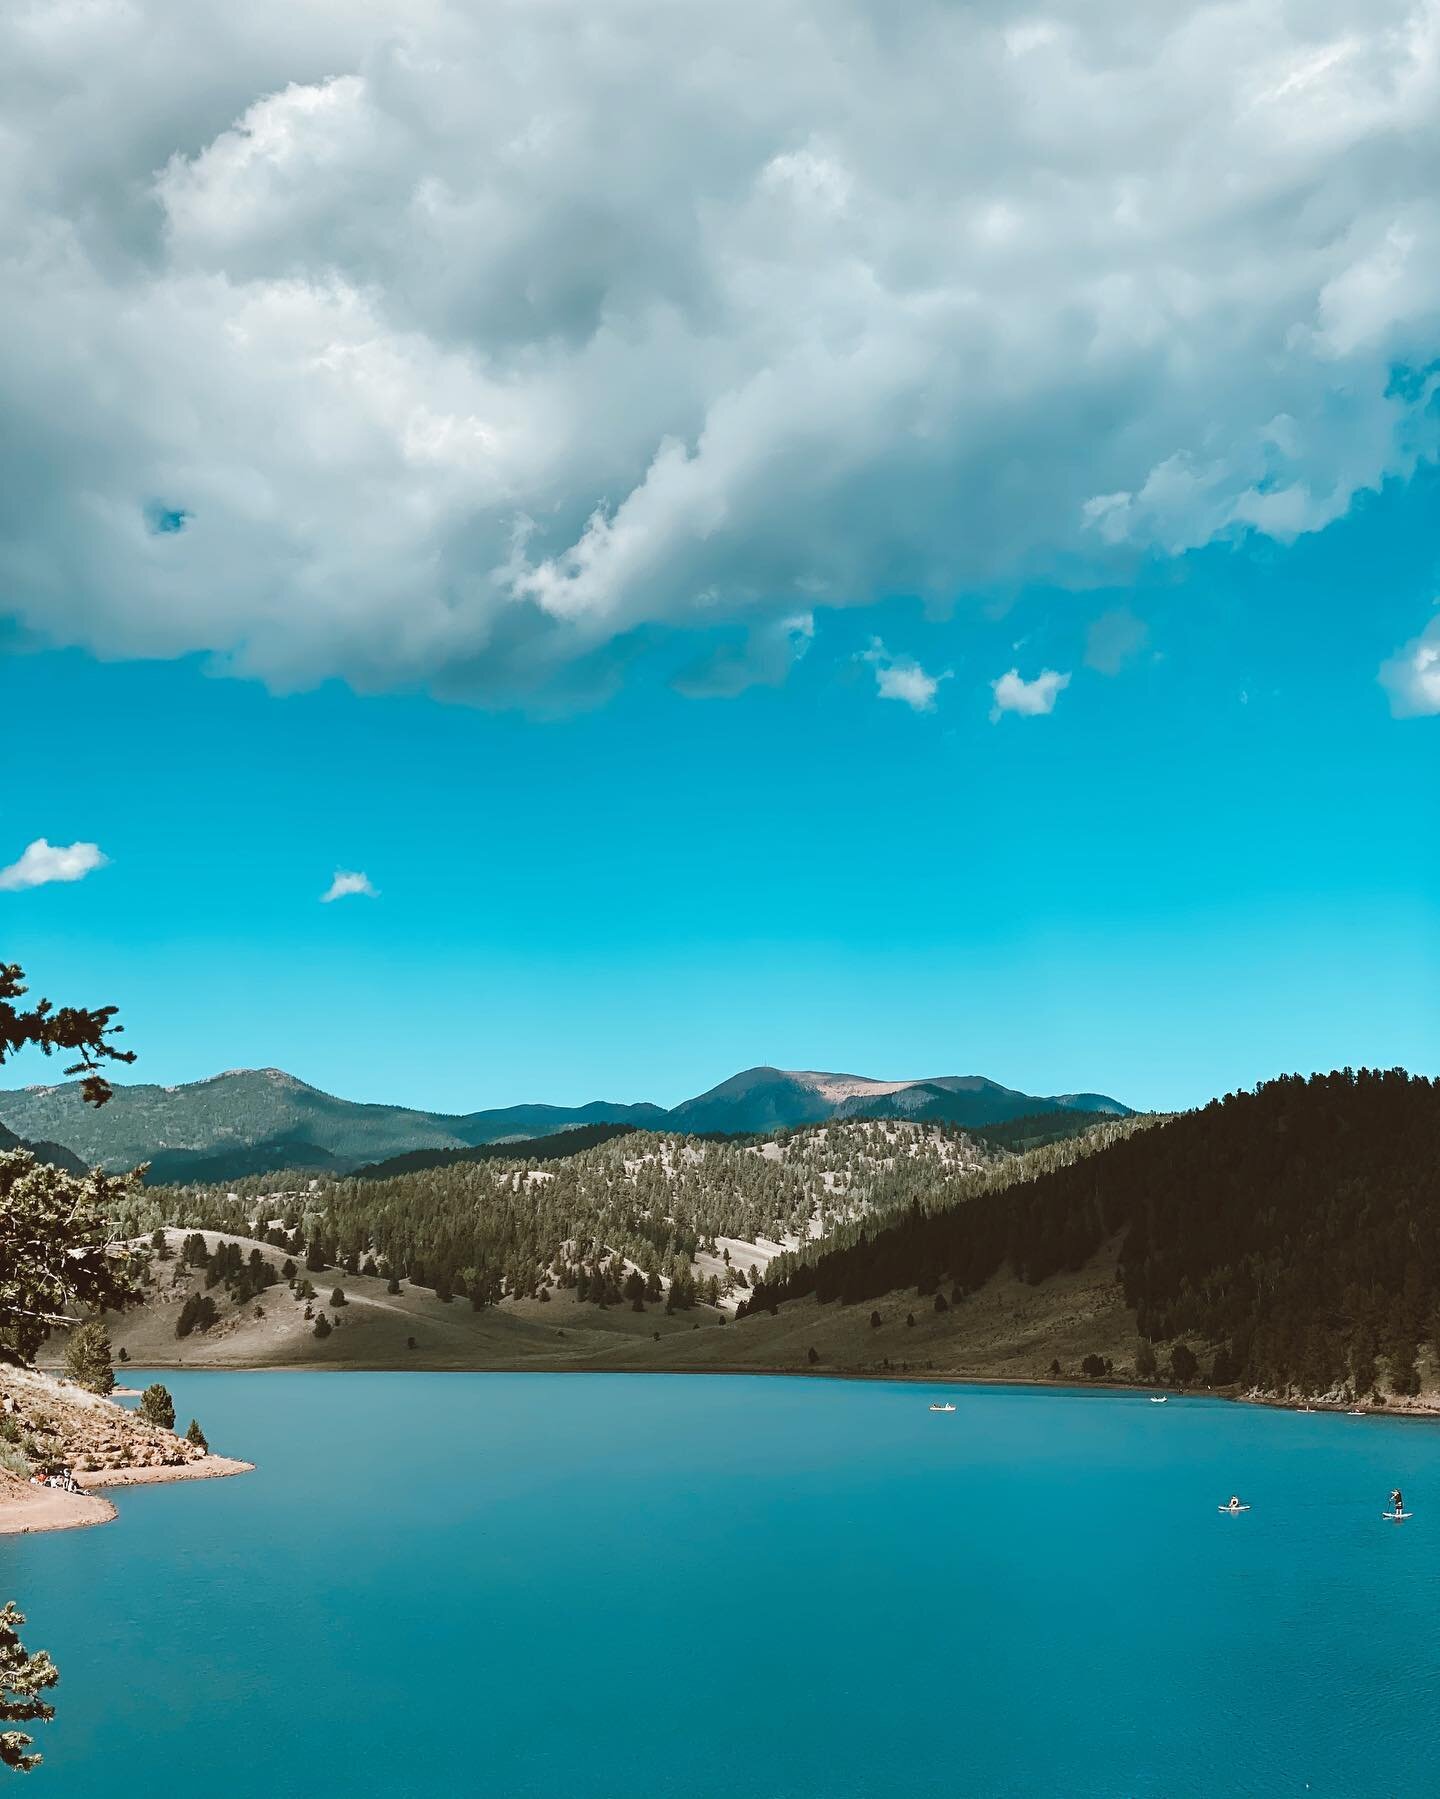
928, 1402, 956, 1413
1149, 1396, 1168, 1404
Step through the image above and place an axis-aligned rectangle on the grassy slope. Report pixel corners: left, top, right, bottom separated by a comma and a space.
49, 1226, 1135, 1383
67, 1227, 1440, 1411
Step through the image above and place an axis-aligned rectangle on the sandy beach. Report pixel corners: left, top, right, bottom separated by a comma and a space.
0, 1474, 116, 1536
0, 1457, 254, 1537
77, 1455, 254, 1490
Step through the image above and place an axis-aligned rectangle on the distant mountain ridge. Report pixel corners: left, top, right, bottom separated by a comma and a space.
0, 1063, 1130, 1181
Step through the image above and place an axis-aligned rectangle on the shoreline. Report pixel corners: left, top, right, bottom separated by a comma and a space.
91, 1355, 1440, 1422
0, 1456, 254, 1540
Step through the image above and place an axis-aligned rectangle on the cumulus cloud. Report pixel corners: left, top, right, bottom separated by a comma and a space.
3, 2, 1440, 702
862, 640, 949, 712
321, 870, 377, 902
673, 613, 814, 699
990, 668, 1071, 721
0, 839, 108, 892
1379, 615, 1440, 716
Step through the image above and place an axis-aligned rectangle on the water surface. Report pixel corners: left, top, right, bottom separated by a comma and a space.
5, 1373, 1437, 1796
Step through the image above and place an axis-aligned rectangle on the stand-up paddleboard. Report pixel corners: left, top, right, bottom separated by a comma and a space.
1383, 1510, 1413, 1521
1218, 1504, 1251, 1513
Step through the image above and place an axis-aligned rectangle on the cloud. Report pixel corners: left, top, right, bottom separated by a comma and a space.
321, 870, 377, 903
990, 668, 1071, 721
1379, 615, 1440, 716
672, 613, 814, 699
0, 839, 108, 892
1085, 608, 1149, 675
2, 3, 1440, 702
862, 640, 949, 712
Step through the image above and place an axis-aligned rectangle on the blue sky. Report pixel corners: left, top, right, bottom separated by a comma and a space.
5, 463, 1436, 1115
1, 1, 1438, 1115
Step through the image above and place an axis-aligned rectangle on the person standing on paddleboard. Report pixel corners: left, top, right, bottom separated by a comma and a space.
1391, 1487, 1404, 1516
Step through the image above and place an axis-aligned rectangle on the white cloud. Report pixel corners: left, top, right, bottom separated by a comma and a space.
1379, 615, 1440, 717
0, 839, 108, 892
321, 870, 377, 902
862, 640, 949, 712
990, 667, 1071, 721
1, 2, 1439, 702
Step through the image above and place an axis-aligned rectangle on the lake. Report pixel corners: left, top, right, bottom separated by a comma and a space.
6, 1372, 1438, 1796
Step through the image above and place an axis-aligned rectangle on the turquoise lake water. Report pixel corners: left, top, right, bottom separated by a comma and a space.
5, 1372, 1439, 1797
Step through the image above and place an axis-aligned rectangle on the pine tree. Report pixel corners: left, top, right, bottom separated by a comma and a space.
0, 1602, 59, 1773
63, 1320, 114, 1394
330, 1287, 347, 1308
185, 1419, 208, 1452
313, 1313, 332, 1338
139, 1384, 175, 1430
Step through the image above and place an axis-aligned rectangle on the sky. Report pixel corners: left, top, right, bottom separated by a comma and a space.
1, 0, 1437, 1115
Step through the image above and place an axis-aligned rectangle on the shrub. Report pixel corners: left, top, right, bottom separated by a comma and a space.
807, 1346, 819, 1365
330, 1287, 347, 1308
313, 1313, 332, 1339
185, 1419, 208, 1452
905, 1313, 916, 1328
869, 1310, 882, 1328
933, 1291, 949, 1314
387, 1276, 401, 1295
139, 1384, 175, 1430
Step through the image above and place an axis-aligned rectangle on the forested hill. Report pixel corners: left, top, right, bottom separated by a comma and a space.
743, 1070, 1440, 1396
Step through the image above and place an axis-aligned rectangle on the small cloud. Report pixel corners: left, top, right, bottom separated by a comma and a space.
861, 639, 950, 713
1379, 615, 1440, 718
321, 870, 378, 903
1084, 608, 1149, 675
990, 667, 1070, 722
0, 838, 109, 892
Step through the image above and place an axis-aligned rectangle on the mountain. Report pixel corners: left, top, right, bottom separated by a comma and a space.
668, 1067, 1130, 1135
0, 1064, 1128, 1180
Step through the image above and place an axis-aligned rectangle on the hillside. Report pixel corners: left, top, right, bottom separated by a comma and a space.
0, 1117, 83, 1174
51, 1116, 1129, 1375
745, 1069, 1440, 1401
0, 1063, 1128, 1179
109, 1118, 1008, 1316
